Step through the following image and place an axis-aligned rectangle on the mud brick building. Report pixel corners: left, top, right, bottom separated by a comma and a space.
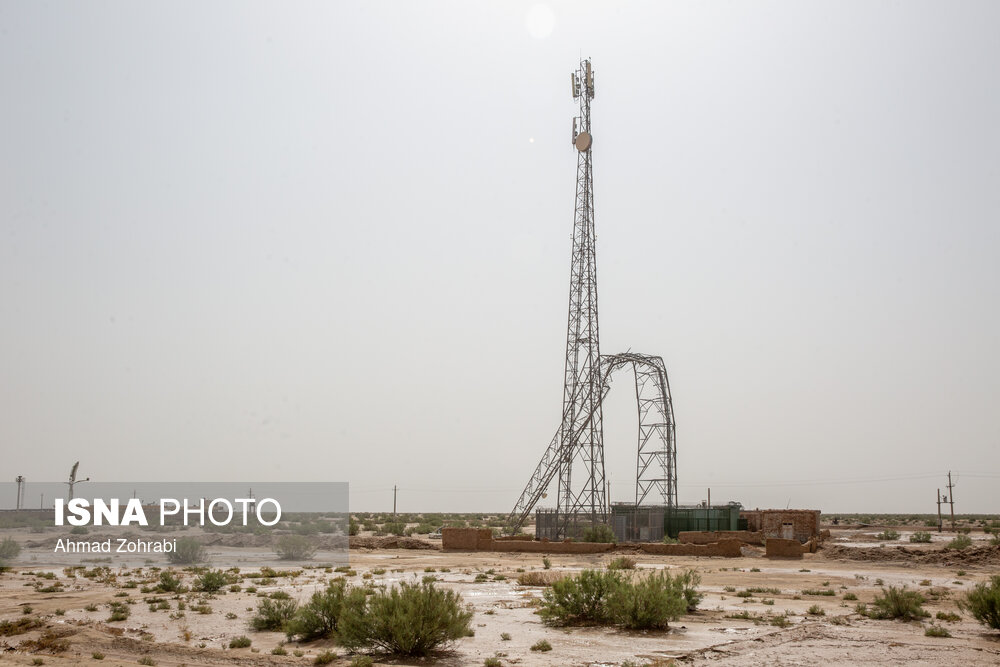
740, 509, 821, 543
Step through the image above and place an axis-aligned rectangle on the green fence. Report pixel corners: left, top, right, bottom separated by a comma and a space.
664, 505, 742, 538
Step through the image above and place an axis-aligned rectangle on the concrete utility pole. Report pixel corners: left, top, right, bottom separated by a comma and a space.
936, 488, 943, 533
15, 476, 25, 511
946, 471, 956, 531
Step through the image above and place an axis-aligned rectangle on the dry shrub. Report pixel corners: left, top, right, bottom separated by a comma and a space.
20, 628, 75, 653
516, 571, 566, 587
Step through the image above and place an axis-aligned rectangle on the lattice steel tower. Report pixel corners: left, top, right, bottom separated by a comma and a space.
558, 58, 606, 531
505, 59, 678, 538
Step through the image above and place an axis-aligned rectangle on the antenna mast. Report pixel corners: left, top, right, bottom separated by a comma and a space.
556, 58, 606, 535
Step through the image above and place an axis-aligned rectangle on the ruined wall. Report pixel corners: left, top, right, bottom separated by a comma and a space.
639, 539, 743, 557
741, 510, 821, 543
492, 539, 614, 554
679, 531, 763, 546
442, 528, 741, 556
765, 537, 806, 558
442, 528, 493, 550
441, 528, 748, 558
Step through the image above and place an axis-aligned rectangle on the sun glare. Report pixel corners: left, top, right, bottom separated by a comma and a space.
526, 4, 555, 40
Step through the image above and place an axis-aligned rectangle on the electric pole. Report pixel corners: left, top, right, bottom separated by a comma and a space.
936, 488, 943, 533
66, 462, 90, 499
15, 476, 25, 511
393, 485, 397, 519
946, 471, 955, 531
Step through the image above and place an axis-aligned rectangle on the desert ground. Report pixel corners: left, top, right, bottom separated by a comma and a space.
1, 520, 999, 666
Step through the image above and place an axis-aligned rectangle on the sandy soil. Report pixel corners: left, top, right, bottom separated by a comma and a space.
1, 528, 998, 666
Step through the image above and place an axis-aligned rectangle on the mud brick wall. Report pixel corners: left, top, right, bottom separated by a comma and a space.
679, 531, 763, 546
442, 528, 493, 550
765, 537, 806, 558
639, 539, 743, 557
443, 528, 742, 556
741, 510, 821, 543
492, 539, 614, 554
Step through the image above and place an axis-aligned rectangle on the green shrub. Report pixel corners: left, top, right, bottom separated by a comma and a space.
484, 659, 502, 667
677, 570, 703, 611
959, 575, 1000, 630
539, 568, 700, 628
271, 646, 287, 655
137, 658, 156, 666
167, 537, 205, 564
770, 615, 791, 627
909, 532, 932, 543
0, 538, 21, 564
580, 524, 615, 543
228, 636, 251, 648
608, 571, 687, 629
108, 602, 130, 622
92, 652, 105, 659
350, 656, 373, 667
946, 534, 973, 550
250, 597, 298, 632
530, 639, 552, 652
542, 557, 552, 570
193, 569, 230, 593
275, 535, 317, 560
156, 571, 184, 593
925, 624, 951, 637
538, 569, 622, 625
936, 611, 961, 622
381, 522, 406, 536
285, 579, 355, 641
875, 530, 900, 541
863, 586, 929, 620
337, 580, 473, 656
807, 604, 825, 616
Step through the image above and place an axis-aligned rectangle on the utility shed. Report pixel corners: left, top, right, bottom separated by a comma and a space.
610, 504, 665, 542
740, 509, 821, 543
609, 503, 744, 541
664, 504, 743, 539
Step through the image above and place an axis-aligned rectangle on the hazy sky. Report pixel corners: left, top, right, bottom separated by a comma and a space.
2, 2, 998, 514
